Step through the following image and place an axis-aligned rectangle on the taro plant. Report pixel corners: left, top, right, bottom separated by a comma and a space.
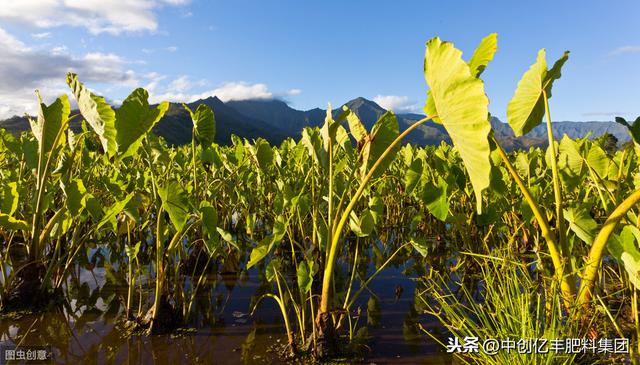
421, 33, 640, 324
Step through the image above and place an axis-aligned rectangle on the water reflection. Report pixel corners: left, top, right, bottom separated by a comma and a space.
1, 233, 453, 364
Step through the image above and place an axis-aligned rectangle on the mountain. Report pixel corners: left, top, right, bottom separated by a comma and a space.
160, 96, 288, 145
226, 99, 325, 133
224, 97, 451, 146
0, 96, 630, 150
0, 96, 289, 146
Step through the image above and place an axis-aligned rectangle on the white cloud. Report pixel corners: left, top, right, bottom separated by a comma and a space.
609, 45, 640, 57
31, 32, 52, 39
195, 82, 274, 102
287, 88, 302, 96
169, 75, 191, 92
0, 27, 139, 118
149, 81, 291, 104
0, 0, 189, 35
373, 95, 419, 113
141, 46, 178, 54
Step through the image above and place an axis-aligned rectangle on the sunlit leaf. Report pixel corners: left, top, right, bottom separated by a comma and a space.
423, 37, 491, 213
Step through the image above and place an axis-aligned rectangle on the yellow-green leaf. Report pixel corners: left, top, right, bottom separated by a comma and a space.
423, 37, 491, 213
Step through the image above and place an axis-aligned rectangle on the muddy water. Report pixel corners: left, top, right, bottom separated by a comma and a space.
0, 253, 453, 364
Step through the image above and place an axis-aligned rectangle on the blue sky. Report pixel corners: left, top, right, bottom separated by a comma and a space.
0, 0, 638, 122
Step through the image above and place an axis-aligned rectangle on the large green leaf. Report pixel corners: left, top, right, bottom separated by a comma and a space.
184, 104, 216, 146
0, 182, 19, 215
564, 205, 597, 245
297, 260, 317, 294
586, 144, 610, 178
609, 226, 640, 289
422, 177, 449, 222
467, 33, 498, 77
423, 37, 491, 213
158, 182, 190, 231
61, 179, 88, 217
254, 139, 274, 171
404, 157, 423, 195
341, 106, 367, 144
507, 50, 569, 137
30, 92, 70, 154
425, 33, 497, 124
320, 105, 340, 154
199, 201, 219, 255
0, 214, 29, 230
360, 112, 399, 181
66, 73, 117, 156
247, 216, 287, 269
115, 88, 169, 158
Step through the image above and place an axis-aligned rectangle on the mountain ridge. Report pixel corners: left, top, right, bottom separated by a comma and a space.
0, 97, 629, 149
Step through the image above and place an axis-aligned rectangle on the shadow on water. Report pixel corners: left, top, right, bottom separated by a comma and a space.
0, 234, 455, 364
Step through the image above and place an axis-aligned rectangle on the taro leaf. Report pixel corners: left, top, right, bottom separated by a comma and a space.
360, 112, 399, 181
563, 205, 597, 245
247, 216, 287, 269
184, 103, 216, 146
96, 193, 133, 231
217, 227, 240, 250
410, 237, 430, 258
61, 179, 88, 217
266, 259, 281, 282
586, 144, 610, 178
0, 182, 19, 215
368, 196, 384, 225
124, 241, 141, 260
341, 105, 367, 145
297, 261, 315, 294
30, 92, 70, 154
349, 210, 375, 238
85, 195, 104, 221
321, 105, 340, 154
200, 202, 220, 255
158, 182, 190, 231
115, 88, 168, 158
255, 139, 274, 171
615, 116, 640, 145
248, 236, 273, 270
301, 127, 325, 166
557, 135, 584, 190
0, 215, 28, 230
66, 73, 117, 156
423, 37, 491, 213
467, 33, 498, 78
404, 157, 423, 195
422, 177, 449, 222
507, 49, 569, 137
425, 33, 497, 124
609, 225, 640, 289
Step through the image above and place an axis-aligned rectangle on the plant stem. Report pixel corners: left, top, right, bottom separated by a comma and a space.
492, 135, 576, 306
319, 117, 429, 314
577, 189, 640, 306
543, 91, 571, 269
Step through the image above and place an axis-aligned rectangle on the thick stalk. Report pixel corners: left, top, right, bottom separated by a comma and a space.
543, 91, 571, 266
577, 189, 640, 306
150, 208, 164, 331
191, 128, 197, 193
326, 136, 333, 264
319, 117, 429, 314
493, 136, 576, 305
30, 120, 69, 260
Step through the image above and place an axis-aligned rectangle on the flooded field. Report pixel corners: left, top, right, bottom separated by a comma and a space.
1, 240, 452, 364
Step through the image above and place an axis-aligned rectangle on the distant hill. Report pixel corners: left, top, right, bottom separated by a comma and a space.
0, 96, 630, 149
